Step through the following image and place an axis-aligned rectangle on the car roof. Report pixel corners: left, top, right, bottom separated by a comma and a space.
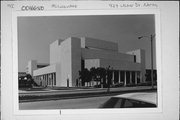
113, 92, 157, 105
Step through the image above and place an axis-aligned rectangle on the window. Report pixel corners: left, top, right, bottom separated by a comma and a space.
134, 55, 136, 62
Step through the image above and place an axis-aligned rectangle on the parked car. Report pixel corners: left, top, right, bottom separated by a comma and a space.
111, 82, 124, 88
99, 92, 157, 108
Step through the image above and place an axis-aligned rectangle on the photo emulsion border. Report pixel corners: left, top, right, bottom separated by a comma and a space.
12, 9, 162, 115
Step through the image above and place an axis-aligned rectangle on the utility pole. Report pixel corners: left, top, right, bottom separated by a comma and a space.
138, 34, 155, 89
150, 35, 154, 89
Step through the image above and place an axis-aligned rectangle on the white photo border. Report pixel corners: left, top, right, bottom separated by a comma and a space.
12, 9, 162, 116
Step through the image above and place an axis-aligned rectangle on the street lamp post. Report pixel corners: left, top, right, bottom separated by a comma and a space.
138, 34, 155, 89
150, 35, 154, 89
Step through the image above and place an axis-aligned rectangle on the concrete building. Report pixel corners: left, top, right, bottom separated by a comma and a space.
27, 37, 146, 87
26, 60, 49, 75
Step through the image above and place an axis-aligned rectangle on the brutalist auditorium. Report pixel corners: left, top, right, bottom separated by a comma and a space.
26, 37, 146, 87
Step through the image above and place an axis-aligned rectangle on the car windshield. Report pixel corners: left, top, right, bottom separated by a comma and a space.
123, 98, 156, 108
100, 97, 123, 108
100, 97, 156, 108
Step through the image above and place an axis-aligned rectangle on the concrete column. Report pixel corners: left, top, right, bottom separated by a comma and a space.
112, 71, 114, 85
49, 74, 51, 86
124, 71, 126, 86
135, 71, 137, 85
130, 71, 132, 84
45, 75, 46, 86
119, 71, 121, 83
46, 74, 48, 86
140, 72, 143, 83
47, 74, 49, 85
53, 73, 56, 86
44, 75, 46, 86
47, 74, 48, 86
52, 73, 54, 86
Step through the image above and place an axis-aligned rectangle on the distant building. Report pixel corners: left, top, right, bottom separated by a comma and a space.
27, 37, 146, 87
26, 60, 49, 75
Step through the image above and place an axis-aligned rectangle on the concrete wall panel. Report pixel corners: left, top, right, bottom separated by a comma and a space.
81, 37, 118, 51
126, 49, 146, 82
100, 58, 141, 71
71, 37, 81, 86
85, 59, 100, 70
27, 60, 37, 75
50, 39, 63, 65
55, 63, 61, 86
82, 48, 134, 62
60, 38, 72, 87
33, 64, 56, 76
126, 49, 141, 63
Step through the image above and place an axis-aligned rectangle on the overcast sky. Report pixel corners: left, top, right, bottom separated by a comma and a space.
18, 15, 156, 72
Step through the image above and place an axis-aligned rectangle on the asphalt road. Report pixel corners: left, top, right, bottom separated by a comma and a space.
19, 95, 112, 110
19, 86, 157, 102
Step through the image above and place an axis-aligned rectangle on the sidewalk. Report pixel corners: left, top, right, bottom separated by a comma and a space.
19, 86, 157, 102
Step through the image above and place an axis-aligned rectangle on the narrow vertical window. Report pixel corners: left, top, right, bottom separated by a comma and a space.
134, 55, 136, 62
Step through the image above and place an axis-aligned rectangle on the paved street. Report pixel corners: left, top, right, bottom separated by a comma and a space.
19, 86, 157, 110
19, 95, 112, 110
19, 86, 156, 102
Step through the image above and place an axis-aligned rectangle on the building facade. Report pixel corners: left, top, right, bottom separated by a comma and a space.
27, 37, 146, 87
